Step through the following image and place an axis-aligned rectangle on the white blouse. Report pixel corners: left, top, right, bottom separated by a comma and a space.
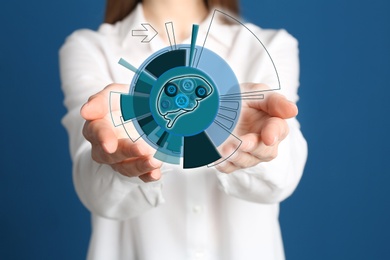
60, 3, 307, 260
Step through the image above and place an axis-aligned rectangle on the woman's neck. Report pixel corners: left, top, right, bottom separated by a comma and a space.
142, 0, 209, 44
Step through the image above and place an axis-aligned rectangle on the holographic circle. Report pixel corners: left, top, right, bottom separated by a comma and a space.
181, 79, 195, 92
123, 44, 240, 165
195, 86, 207, 98
165, 83, 178, 97
175, 94, 189, 108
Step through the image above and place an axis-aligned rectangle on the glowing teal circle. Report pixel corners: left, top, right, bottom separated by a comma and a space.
175, 94, 189, 108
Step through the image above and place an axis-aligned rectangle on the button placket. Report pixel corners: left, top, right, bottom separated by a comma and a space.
185, 169, 208, 260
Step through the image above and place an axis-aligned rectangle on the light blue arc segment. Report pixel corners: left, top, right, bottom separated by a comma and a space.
118, 58, 156, 85
154, 150, 181, 165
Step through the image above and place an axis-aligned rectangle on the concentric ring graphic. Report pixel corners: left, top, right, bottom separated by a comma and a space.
110, 10, 281, 168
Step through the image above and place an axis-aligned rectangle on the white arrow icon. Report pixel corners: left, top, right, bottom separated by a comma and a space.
132, 23, 158, 43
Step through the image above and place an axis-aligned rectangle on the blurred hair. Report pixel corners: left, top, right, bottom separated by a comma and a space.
104, 0, 240, 24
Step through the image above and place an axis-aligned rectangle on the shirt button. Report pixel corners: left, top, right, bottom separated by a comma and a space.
192, 205, 202, 214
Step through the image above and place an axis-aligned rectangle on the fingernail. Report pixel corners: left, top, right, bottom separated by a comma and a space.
289, 101, 298, 112
150, 171, 160, 180
271, 136, 278, 146
80, 102, 89, 115
102, 142, 115, 154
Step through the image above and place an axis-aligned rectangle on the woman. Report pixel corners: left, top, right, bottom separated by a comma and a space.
60, 0, 307, 259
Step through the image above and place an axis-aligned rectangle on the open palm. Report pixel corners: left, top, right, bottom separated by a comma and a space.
215, 83, 298, 173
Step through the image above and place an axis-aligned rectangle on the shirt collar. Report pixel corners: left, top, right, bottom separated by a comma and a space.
197, 9, 238, 49
118, 3, 145, 47
118, 4, 236, 51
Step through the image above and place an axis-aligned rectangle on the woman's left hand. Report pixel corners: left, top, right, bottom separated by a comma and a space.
216, 83, 298, 173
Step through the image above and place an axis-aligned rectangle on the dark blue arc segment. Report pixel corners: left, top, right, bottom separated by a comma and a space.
134, 79, 153, 94
189, 24, 199, 67
145, 49, 187, 78
138, 116, 157, 136
156, 131, 169, 147
183, 131, 221, 169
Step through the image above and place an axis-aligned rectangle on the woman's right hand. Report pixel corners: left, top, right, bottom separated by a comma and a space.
80, 84, 162, 182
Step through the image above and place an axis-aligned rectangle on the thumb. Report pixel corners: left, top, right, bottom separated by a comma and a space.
80, 94, 107, 120
80, 83, 127, 120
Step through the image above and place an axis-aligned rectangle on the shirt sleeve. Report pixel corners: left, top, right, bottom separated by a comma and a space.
59, 30, 165, 220
216, 28, 308, 204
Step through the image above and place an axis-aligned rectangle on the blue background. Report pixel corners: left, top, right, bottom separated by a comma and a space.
1, 0, 389, 259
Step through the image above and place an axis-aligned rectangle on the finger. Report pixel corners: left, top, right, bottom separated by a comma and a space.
80, 95, 107, 121
110, 138, 153, 161
239, 133, 279, 162
83, 119, 118, 154
139, 169, 162, 182
216, 134, 259, 169
104, 138, 154, 164
238, 133, 260, 152
227, 149, 261, 169
83, 118, 156, 164
247, 92, 298, 119
80, 83, 127, 120
215, 161, 239, 174
261, 117, 289, 146
92, 138, 154, 165
112, 156, 162, 178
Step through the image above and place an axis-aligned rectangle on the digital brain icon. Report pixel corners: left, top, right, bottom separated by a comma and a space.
157, 76, 213, 129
